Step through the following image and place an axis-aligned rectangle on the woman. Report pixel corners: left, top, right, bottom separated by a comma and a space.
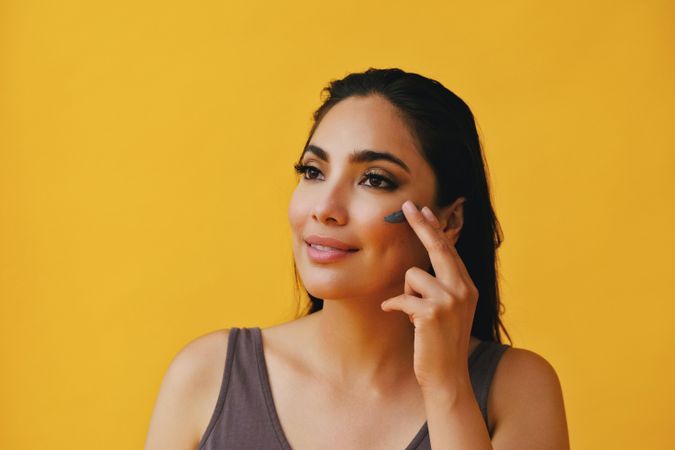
145, 68, 570, 449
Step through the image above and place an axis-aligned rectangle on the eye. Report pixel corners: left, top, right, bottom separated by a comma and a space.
293, 163, 399, 191
361, 171, 398, 191
293, 163, 323, 180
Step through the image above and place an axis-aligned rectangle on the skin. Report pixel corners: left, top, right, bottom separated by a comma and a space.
144, 94, 570, 450
286, 94, 465, 390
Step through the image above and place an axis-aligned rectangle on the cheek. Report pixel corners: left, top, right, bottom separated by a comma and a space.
287, 190, 307, 242
287, 193, 300, 229
359, 211, 429, 269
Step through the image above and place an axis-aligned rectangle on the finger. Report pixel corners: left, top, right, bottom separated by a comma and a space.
404, 266, 449, 304
404, 276, 417, 297
421, 206, 442, 229
420, 205, 474, 285
402, 200, 464, 289
380, 293, 431, 320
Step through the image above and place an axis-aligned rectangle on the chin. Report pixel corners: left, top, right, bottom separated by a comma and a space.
300, 274, 356, 299
301, 273, 392, 303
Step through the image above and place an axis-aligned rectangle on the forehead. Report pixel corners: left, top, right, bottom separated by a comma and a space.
309, 94, 425, 169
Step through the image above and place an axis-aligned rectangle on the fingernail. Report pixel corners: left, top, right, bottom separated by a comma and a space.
421, 206, 433, 220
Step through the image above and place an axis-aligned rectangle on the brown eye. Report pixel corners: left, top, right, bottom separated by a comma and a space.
293, 164, 322, 180
304, 167, 320, 179
361, 172, 398, 191
292, 164, 398, 191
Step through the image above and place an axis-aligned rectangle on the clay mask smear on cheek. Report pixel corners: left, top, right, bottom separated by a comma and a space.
383, 202, 421, 223
383, 209, 406, 223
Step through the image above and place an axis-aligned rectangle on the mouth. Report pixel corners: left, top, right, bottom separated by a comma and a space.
303, 234, 359, 252
305, 241, 359, 263
306, 243, 359, 252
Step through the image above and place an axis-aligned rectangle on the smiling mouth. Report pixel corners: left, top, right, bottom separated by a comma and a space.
308, 243, 358, 252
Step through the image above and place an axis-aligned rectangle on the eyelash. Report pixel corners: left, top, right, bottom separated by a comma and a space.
293, 163, 399, 191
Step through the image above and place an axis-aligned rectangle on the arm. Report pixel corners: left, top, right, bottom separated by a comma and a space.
144, 330, 229, 450
424, 348, 569, 450
423, 376, 493, 449
489, 348, 570, 450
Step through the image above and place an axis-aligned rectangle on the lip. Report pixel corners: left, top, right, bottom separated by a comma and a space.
304, 235, 359, 264
304, 235, 359, 251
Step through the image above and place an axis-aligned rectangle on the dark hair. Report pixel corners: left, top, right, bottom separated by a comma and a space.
292, 67, 512, 345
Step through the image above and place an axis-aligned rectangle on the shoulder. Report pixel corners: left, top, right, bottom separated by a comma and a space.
488, 345, 570, 449
144, 329, 231, 450
494, 346, 562, 393
172, 328, 232, 378
159, 329, 231, 403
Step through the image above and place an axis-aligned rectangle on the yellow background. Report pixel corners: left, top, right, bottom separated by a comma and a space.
1, 1, 673, 449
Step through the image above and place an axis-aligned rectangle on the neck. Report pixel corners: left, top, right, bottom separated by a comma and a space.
307, 293, 417, 392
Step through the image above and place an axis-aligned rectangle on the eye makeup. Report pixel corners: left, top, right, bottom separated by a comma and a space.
294, 163, 400, 191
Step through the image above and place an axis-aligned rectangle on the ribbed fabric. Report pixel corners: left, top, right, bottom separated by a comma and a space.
198, 327, 510, 450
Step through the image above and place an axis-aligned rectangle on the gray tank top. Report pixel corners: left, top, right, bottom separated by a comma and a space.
197, 327, 510, 450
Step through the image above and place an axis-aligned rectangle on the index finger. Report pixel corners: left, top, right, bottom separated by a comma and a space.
401, 199, 463, 289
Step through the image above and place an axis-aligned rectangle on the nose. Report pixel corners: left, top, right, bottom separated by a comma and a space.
311, 184, 349, 226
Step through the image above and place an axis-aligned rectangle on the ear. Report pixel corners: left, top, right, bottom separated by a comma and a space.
436, 197, 466, 246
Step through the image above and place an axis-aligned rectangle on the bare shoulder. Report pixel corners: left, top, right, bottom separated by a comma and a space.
489, 346, 570, 450
144, 329, 231, 450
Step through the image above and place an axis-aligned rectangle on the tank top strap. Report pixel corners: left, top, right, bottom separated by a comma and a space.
198, 327, 285, 450
468, 340, 511, 432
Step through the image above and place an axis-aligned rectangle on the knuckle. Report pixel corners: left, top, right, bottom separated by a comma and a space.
455, 283, 477, 301
427, 305, 443, 320
456, 285, 470, 299
441, 296, 457, 311
405, 266, 422, 278
441, 291, 454, 304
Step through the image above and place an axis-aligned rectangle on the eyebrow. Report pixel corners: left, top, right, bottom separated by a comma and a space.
301, 144, 411, 174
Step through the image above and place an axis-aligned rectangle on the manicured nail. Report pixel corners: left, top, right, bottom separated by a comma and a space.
421, 206, 433, 219
402, 200, 416, 212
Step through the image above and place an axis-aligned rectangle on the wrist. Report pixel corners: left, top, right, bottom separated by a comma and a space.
421, 375, 473, 408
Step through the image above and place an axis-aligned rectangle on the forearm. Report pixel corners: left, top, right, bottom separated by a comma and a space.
423, 378, 493, 450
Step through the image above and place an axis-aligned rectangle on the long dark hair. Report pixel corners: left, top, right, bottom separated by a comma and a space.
291, 67, 512, 345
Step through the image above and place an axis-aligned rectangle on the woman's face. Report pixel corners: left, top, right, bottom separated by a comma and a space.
288, 94, 439, 302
